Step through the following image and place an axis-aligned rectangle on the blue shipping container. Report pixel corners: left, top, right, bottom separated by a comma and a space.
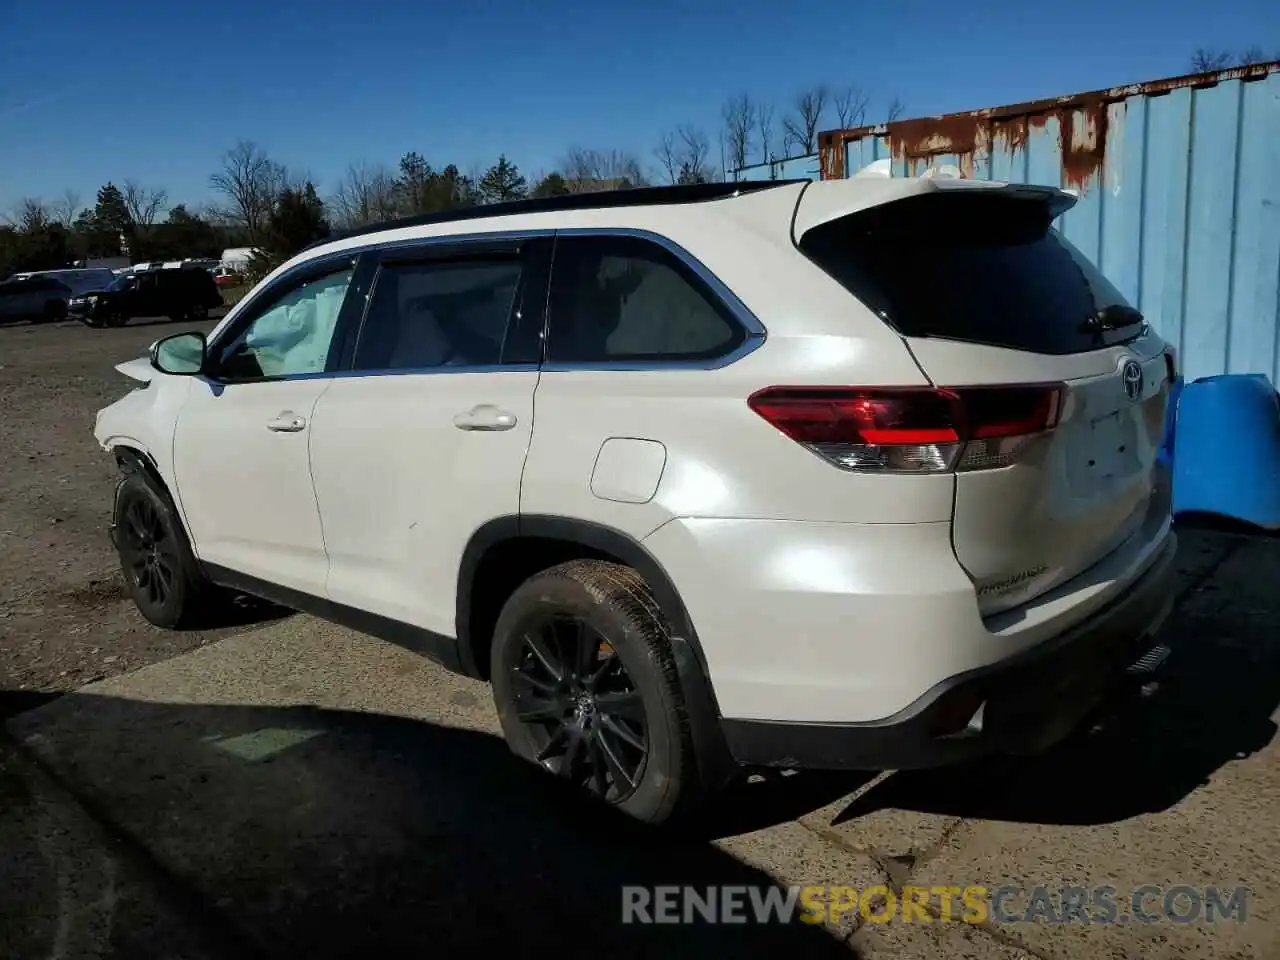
737, 63, 1280, 385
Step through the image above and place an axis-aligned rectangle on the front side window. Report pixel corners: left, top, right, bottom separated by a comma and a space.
352, 258, 522, 371
213, 267, 354, 380
545, 235, 744, 364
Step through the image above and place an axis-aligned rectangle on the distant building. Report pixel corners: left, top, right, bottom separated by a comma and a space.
219, 247, 258, 270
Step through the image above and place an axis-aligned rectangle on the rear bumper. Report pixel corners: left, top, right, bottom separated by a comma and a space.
720, 531, 1177, 770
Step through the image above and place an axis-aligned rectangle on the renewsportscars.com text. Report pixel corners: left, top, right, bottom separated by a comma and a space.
621, 884, 1249, 926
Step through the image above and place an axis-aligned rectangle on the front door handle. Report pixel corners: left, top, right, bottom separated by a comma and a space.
453, 405, 517, 431
266, 412, 307, 433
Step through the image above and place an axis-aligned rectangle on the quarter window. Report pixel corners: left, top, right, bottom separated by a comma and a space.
546, 236, 744, 364
352, 258, 522, 371
213, 268, 354, 380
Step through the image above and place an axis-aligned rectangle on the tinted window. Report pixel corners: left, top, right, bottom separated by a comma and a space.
546, 236, 743, 363
800, 193, 1131, 356
352, 258, 522, 371
214, 268, 354, 380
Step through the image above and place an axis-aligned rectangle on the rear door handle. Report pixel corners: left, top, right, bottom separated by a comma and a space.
453, 405, 517, 431
266, 412, 307, 433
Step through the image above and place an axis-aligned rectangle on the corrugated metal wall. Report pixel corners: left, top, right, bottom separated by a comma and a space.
743, 64, 1280, 385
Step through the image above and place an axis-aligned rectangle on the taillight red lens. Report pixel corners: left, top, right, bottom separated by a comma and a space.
745, 389, 961, 446
958, 385, 1063, 439
748, 384, 1063, 473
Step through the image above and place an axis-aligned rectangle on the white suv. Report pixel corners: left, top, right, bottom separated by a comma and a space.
94, 179, 1177, 823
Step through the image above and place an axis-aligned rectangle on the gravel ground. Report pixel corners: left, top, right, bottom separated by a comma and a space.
0, 314, 242, 705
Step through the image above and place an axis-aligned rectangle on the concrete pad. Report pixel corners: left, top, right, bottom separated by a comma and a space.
1179, 537, 1280, 628
0, 738, 236, 959
892, 539, 1280, 959
715, 820, 887, 937
849, 916, 1034, 959
804, 800, 964, 867
7, 617, 855, 958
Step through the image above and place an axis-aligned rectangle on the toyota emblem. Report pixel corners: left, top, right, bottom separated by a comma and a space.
1122, 360, 1143, 402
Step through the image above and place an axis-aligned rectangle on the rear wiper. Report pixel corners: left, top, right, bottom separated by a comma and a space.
1079, 304, 1146, 337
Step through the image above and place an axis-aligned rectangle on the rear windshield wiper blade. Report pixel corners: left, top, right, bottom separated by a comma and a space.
1079, 304, 1145, 335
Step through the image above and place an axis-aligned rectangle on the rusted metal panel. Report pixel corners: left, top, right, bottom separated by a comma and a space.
817, 60, 1277, 196
806, 62, 1280, 385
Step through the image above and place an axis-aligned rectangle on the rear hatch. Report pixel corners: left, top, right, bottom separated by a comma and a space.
798, 184, 1172, 615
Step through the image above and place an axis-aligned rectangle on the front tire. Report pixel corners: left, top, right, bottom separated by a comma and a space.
490, 560, 698, 824
102, 309, 127, 328
111, 471, 214, 629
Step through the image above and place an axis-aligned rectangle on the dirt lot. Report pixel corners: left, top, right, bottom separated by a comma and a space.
3, 312, 1280, 958
0, 314, 233, 703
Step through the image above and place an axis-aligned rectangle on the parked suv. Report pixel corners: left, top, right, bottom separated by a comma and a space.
71, 266, 223, 327
0, 274, 73, 323
93, 180, 1176, 823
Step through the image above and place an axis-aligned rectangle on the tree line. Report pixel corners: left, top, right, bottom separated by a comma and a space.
4, 82, 904, 280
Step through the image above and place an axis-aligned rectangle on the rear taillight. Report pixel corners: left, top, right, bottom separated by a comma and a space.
747, 384, 1063, 474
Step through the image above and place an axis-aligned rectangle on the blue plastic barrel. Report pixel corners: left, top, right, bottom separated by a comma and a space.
1157, 376, 1183, 472
1170, 373, 1280, 530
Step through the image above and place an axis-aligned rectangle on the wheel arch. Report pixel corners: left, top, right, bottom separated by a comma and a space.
109, 444, 198, 545
458, 515, 735, 789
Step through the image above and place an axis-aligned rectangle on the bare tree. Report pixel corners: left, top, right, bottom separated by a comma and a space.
721, 93, 754, 174
9, 198, 50, 231
1191, 48, 1233, 72
209, 140, 287, 234
1239, 46, 1269, 65
782, 85, 829, 155
561, 148, 645, 191
676, 125, 712, 182
51, 189, 81, 229
330, 162, 399, 228
886, 96, 907, 123
755, 102, 776, 166
122, 180, 169, 227
654, 130, 681, 185
833, 85, 869, 129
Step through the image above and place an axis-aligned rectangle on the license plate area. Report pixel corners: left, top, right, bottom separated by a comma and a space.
1088, 412, 1124, 479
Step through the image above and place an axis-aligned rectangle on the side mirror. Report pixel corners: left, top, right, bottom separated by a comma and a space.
151, 331, 206, 376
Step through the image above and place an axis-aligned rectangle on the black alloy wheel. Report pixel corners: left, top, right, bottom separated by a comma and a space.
511, 616, 649, 804
118, 494, 179, 611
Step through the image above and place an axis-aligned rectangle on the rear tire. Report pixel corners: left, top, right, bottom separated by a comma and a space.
187, 303, 209, 322
490, 560, 699, 825
39, 300, 65, 324
111, 470, 217, 629
103, 309, 127, 328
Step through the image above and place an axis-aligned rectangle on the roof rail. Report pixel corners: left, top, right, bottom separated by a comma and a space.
307, 179, 809, 251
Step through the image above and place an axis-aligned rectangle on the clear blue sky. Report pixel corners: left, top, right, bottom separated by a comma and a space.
1, 0, 1275, 215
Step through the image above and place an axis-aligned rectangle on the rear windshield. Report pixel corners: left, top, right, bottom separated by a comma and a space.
799, 192, 1132, 355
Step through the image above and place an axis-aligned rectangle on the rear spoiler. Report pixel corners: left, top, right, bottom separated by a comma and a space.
792, 176, 1078, 241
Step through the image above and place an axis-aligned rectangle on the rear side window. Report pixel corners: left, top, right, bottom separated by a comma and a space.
799, 193, 1130, 355
353, 258, 522, 371
546, 235, 744, 364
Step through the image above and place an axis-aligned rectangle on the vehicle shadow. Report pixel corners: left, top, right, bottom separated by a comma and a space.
831, 586, 1280, 827
5, 692, 857, 958
197, 592, 295, 631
